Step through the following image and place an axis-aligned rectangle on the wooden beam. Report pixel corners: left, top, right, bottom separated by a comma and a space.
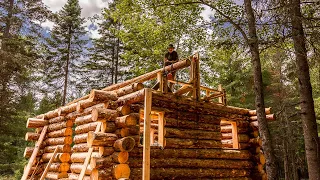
231, 122, 239, 149
143, 88, 152, 180
40, 146, 59, 180
158, 112, 165, 148
78, 122, 102, 180
218, 84, 223, 104
21, 126, 48, 180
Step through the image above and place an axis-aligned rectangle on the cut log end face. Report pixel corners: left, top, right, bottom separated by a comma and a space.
114, 137, 136, 152
113, 164, 130, 179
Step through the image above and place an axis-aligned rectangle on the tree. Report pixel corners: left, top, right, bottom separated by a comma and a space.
45, 0, 88, 105
289, 0, 320, 178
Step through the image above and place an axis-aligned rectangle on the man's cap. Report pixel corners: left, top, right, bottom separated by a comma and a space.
167, 44, 175, 49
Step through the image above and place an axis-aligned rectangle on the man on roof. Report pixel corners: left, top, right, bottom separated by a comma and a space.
164, 44, 179, 66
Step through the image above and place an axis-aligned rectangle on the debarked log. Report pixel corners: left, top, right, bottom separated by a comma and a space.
249, 114, 275, 121
128, 158, 253, 169
221, 133, 250, 142
68, 173, 91, 180
45, 136, 72, 145
115, 126, 140, 137
91, 108, 118, 122
46, 162, 70, 172
91, 169, 113, 180
129, 148, 251, 160
248, 107, 271, 116
130, 168, 250, 179
26, 118, 48, 128
115, 114, 138, 128
111, 151, 129, 164
47, 127, 73, 138
44, 144, 71, 153
88, 89, 118, 102
87, 131, 118, 147
98, 147, 115, 157
221, 125, 248, 133
48, 116, 65, 124
41, 153, 70, 163
165, 127, 221, 140
45, 172, 68, 179
25, 132, 40, 141
71, 143, 99, 152
70, 163, 93, 175
116, 104, 131, 116
115, 89, 145, 107
70, 152, 101, 163
90, 157, 113, 169
59, 103, 77, 116
47, 120, 73, 132
75, 122, 100, 134
24, 147, 43, 158
74, 133, 89, 144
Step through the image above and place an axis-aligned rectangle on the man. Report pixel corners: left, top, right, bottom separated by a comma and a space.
164, 44, 179, 66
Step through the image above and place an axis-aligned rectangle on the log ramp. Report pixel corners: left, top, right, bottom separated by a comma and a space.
22, 57, 273, 180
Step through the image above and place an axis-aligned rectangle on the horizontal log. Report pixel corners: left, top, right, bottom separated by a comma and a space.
129, 148, 251, 159
45, 136, 72, 145
68, 173, 91, 180
248, 107, 271, 116
91, 108, 118, 122
26, 118, 48, 128
24, 164, 44, 176
47, 120, 73, 132
165, 111, 231, 125
165, 117, 220, 131
249, 114, 275, 121
44, 145, 71, 153
130, 168, 250, 179
74, 133, 88, 144
113, 163, 130, 179
24, 147, 43, 158
41, 153, 70, 163
71, 143, 99, 152
221, 125, 248, 133
101, 122, 117, 133
89, 89, 118, 102
44, 109, 60, 119
76, 99, 98, 113
70, 152, 101, 163
112, 151, 129, 164
47, 127, 72, 138
128, 158, 253, 169
45, 172, 68, 179
115, 114, 138, 128
75, 122, 100, 134
47, 162, 70, 172
59, 103, 77, 116
115, 126, 140, 137
152, 92, 249, 115
114, 137, 136, 152
221, 133, 250, 142
165, 138, 221, 149
48, 116, 65, 124
75, 114, 94, 125
114, 83, 144, 97
165, 127, 221, 140
25, 132, 39, 141
115, 89, 145, 107
70, 163, 93, 175
87, 131, 118, 147
117, 104, 131, 116
98, 147, 115, 156
90, 157, 113, 169
91, 169, 113, 180
221, 140, 250, 149
249, 137, 262, 146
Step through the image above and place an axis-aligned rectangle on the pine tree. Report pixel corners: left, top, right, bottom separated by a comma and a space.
45, 0, 88, 105
85, 4, 124, 89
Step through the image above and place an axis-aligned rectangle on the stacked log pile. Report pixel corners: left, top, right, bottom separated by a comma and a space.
248, 108, 274, 180
129, 97, 254, 179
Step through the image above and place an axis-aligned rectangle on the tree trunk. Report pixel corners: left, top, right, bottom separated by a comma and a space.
62, 27, 72, 106
243, 0, 278, 179
115, 36, 120, 84
290, 0, 320, 179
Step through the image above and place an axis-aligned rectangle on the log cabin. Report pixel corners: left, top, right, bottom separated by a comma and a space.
22, 53, 274, 180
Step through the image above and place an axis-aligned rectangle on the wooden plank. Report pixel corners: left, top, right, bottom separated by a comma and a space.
22, 126, 48, 180
143, 88, 152, 180
40, 146, 59, 180
231, 122, 239, 149
157, 72, 163, 93
158, 112, 165, 147
78, 122, 102, 180
218, 84, 223, 104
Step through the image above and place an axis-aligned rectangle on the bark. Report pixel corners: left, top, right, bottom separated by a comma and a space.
113, 137, 136, 152
25, 132, 40, 141
76, 99, 97, 113
73, 133, 89, 144
88, 89, 118, 102
62, 27, 72, 106
101, 122, 117, 133
91, 108, 118, 122
44, 109, 60, 119
75, 122, 100, 134
130, 168, 250, 179
165, 117, 220, 131
26, 118, 48, 128
87, 132, 118, 147
115, 89, 145, 107
70, 163, 93, 174
165, 127, 221, 140
70, 152, 101, 163
48, 116, 66, 124
128, 158, 253, 169
47, 120, 73, 132
244, 0, 278, 178
45, 136, 72, 145
41, 153, 70, 163
75, 114, 94, 125
47, 127, 73, 138
23, 147, 43, 158
115, 114, 138, 128
45, 172, 68, 179
112, 163, 131, 179
165, 138, 221, 149
98, 147, 115, 156
47, 162, 70, 172
44, 145, 71, 153
290, 0, 320, 178
90, 157, 114, 169
59, 103, 77, 115
71, 143, 99, 152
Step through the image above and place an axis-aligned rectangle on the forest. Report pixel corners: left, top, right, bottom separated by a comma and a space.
0, 0, 320, 179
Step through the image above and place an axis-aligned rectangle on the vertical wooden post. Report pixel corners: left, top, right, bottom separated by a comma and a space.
218, 84, 223, 104
143, 88, 152, 180
40, 146, 59, 180
157, 112, 164, 147
223, 88, 227, 105
192, 53, 200, 101
231, 122, 239, 149
157, 72, 163, 92
22, 126, 48, 180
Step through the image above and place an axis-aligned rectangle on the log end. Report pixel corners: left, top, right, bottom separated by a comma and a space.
113, 164, 130, 179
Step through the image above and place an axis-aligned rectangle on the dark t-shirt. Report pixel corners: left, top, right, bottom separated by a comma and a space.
164, 51, 179, 66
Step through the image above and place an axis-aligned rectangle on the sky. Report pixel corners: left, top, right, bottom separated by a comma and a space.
41, 0, 214, 38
